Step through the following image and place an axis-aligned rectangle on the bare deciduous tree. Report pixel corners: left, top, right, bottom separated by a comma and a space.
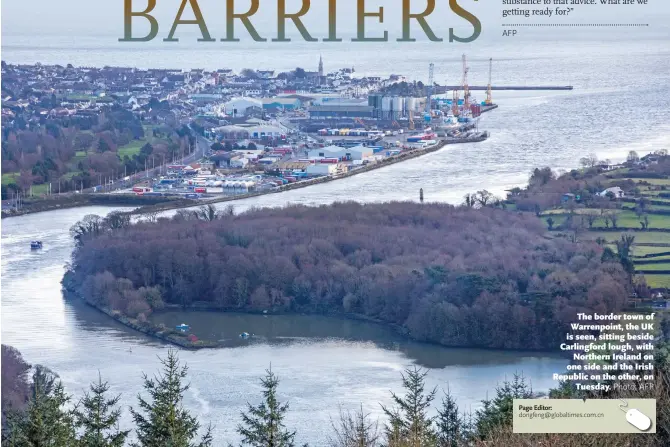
329, 406, 380, 447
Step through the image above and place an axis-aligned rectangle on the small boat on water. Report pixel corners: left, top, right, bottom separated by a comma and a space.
176, 323, 190, 331
30, 241, 43, 250
239, 332, 250, 338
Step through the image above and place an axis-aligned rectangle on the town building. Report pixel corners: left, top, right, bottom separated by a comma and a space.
214, 124, 287, 141
598, 186, 625, 198
306, 145, 373, 161
308, 103, 374, 118
262, 97, 301, 111
224, 97, 263, 117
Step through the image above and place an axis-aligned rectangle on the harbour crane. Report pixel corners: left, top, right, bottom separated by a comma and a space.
485, 58, 493, 106
452, 87, 460, 116
425, 63, 434, 114
462, 54, 470, 111
354, 117, 368, 129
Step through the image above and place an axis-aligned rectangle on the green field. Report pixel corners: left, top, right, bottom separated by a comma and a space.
580, 231, 670, 245
635, 255, 670, 263
543, 209, 670, 230
59, 171, 82, 181
31, 184, 49, 195
632, 246, 670, 256
542, 208, 604, 215
611, 177, 670, 186
637, 178, 670, 186
646, 203, 670, 210
642, 274, 670, 289
617, 211, 670, 229
2, 173, 19, 185
635, 262, 670, 272
117, 140, 146, 158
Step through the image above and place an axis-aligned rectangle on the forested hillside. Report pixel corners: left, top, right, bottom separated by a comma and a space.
2, 104, 193, 197
67, 202, 630, 350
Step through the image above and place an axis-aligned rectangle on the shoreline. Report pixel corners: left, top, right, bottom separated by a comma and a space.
61, 271, 564, 355
130, 138, 454, 216
61, 275, 219, 350
0, 194, 193, 219
2, 138, 461, 219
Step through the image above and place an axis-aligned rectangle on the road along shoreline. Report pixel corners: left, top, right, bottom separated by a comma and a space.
130, 138, 459, 216
3, 135, 488, 219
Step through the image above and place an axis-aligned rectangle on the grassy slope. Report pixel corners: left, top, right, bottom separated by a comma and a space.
546, 172, 670, 289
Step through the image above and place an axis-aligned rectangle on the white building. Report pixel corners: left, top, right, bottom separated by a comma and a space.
306, 144, 373, 161
214, 125, 286, 140
230, 157, 250, 168
306, 163, 343, 176
224, 97, 263, 117
598, 187, 625, 198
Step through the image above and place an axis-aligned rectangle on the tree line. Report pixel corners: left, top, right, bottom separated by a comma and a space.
2, 104, 194, 198
67, 201, 630, 351
508, 150, 670, 215
3, 343, 669, 447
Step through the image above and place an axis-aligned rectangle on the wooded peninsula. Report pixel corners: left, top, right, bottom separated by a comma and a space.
65, 198, 629, 351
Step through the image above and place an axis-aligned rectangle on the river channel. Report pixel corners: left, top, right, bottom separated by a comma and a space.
7, 41, 670, 440
2, 204, 566, 445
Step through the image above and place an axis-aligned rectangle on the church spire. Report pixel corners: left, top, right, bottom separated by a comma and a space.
318, 55, 324, 77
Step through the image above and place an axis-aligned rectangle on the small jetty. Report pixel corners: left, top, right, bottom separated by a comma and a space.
444, 131, 489, 145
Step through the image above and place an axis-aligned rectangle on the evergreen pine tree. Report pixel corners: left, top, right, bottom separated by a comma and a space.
237, 367, 296, 447
98, 138, 111, 153
74, 372, 129, 447
381, 367, 436, 447
475, 373, 532, 439
3, 365, 77, 447
435, 387, 462, 447
130, 349, 212, 447
548, 380, 582, 399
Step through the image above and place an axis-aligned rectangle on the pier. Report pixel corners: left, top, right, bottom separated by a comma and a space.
436, 85, 573, 92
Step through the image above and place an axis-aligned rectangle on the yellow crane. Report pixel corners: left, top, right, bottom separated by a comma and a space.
485, 58, 493, 106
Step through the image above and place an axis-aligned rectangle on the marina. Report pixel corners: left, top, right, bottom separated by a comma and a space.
1, 54, 523, 216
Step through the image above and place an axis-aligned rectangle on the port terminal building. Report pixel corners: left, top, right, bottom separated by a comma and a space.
306, 145, 374, 161
213, 124, 287, 141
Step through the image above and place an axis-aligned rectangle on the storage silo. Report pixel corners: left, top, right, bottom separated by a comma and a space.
368, 94, 380, 118
392, 97, 403, 119
406, 97, 416, 113
381, 97, 392, 119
